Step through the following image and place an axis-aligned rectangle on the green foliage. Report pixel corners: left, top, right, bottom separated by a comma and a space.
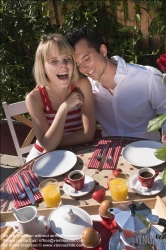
154, 147, 166, 161
1, 0, 166, 119
147, 112, 166, 131
0, 0, 58, 118
163, 169, 166, 187
147, 115, 166, 162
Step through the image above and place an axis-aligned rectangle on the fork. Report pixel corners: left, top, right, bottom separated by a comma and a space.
25, 172, 39, 193
107, 142, 116, 162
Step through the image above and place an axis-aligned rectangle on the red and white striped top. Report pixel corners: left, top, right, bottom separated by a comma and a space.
34, 85, 83, 152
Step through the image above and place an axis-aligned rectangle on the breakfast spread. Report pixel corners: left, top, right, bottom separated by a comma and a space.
0, 226, 32, 250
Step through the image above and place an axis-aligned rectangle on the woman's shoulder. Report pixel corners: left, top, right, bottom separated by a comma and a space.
26, 86, 41, 102
76, 76, 91, 88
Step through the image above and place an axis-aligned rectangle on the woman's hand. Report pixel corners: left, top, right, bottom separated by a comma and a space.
162, 135, 166, 145
61, 91, 84, 111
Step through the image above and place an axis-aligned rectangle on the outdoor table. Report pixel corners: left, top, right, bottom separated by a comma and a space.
1, 136, 166, 212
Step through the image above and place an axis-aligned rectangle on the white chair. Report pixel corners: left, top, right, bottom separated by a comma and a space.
2, 101, 35, 166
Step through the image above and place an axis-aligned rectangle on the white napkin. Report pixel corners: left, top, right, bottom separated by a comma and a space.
135, 182, 149, 194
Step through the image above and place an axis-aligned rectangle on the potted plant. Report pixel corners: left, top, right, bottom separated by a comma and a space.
147, 53, 166, 186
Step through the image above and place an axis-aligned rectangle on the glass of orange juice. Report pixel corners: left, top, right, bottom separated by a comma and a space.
39, 179, 62, 208
107, 172, 128, 202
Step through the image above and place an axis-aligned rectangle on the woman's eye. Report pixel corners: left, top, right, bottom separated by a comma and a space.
52, 60, 58, 64
65, 58, 72, 62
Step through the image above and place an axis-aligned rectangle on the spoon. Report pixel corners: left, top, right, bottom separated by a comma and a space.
107, 143, 116, 162
26, 172, 39, 193
15, 182, 26, 199
10, 207, 28, 221
95, 145, 106, 160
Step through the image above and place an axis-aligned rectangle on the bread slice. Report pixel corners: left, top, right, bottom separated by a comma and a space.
0, 226, 14, 244
1, 230, 19, 250
0, 226, 32, 250
9, 233, 32, 250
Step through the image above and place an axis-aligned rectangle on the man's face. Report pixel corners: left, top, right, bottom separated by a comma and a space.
74, 39, 107, 81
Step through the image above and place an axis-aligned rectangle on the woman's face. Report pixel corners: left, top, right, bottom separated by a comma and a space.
44, 46, 74, 88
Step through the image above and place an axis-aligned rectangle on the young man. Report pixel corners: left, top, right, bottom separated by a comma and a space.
66, 26, 166, 142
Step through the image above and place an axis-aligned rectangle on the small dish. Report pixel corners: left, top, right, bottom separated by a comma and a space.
63, 175, 95, 197
129, 174, 164, 196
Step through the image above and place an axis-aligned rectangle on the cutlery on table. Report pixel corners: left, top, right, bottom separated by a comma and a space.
107, 142, 116, 162
95, 145, 106, 160
25, 172, 39, 193
98, 142, 110, 170
15, 182, 26, 200
18, 173, 35, 205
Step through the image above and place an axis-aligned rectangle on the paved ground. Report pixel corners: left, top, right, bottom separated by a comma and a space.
0, 154, 20, 185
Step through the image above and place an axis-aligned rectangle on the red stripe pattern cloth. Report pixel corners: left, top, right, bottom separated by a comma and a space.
34, 85, 83, 152
88, 139, 122, 170
6, 169, 42, 209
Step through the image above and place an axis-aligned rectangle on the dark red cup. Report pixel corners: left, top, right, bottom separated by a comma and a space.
137, 167, 159, 189
64, 170, 85, 190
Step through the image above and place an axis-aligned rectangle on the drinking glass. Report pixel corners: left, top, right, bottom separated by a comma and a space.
39, 178, 61, 208
107, 172, 128, 201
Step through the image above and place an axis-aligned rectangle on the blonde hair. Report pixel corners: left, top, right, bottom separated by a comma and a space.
33, 33, 79, 86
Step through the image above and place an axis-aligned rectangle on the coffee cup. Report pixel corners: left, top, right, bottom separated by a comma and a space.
138, 168, 159, 189
15, 206, 50, 235
64, 170, 85, 190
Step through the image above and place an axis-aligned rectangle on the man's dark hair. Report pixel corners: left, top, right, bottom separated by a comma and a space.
66, 26, 106, 53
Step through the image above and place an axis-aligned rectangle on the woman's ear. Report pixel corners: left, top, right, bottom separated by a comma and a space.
100, 44, 107, 56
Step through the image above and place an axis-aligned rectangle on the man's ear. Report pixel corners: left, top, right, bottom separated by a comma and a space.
100, 44, 107, 56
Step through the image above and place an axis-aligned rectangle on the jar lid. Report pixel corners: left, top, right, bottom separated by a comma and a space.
49, 205, 93, 240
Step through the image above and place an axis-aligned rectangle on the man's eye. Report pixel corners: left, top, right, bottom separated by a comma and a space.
84, 57, 89, 62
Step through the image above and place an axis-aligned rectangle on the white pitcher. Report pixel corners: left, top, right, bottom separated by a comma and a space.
14, 206, 50, 235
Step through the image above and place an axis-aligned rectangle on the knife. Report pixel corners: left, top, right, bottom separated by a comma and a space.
18, 173, 35, 205
98, 142, 110, 170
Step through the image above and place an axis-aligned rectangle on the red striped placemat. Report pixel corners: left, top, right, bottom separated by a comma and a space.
88, 140, 122, 170
6, 169, 42, 209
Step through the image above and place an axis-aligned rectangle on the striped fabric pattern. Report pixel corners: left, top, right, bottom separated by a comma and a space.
34, 86, 83, 152
6, 169, 42, 208
88, 140, 122, 170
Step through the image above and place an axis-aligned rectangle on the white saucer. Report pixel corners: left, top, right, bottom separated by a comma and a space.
63, 175, 95, 197
129, 174, 164, 196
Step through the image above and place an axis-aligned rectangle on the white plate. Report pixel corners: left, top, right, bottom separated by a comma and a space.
122, 140, 165, 167
32, 150, 77, 177
63, 175, 95, 197
129, 174, 164, 196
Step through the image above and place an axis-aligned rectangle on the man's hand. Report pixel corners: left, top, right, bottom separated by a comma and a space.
161, 135, 166, 145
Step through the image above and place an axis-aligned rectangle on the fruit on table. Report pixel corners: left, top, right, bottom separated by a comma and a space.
112, 168, 122, 177
92, 189, 105, 202
81, 227, 100, 247
99, 200, 113, 217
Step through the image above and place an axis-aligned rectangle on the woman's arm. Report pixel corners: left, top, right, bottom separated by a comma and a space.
25, 88, 84, 152
59, 77, 96, 146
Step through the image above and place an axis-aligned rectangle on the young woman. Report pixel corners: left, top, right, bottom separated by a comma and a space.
26, 34, 96, 162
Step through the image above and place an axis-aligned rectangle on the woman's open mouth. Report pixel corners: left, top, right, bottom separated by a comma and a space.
57, 73, 68, 80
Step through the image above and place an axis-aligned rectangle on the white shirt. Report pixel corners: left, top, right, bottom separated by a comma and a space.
88, 56, 166, 141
